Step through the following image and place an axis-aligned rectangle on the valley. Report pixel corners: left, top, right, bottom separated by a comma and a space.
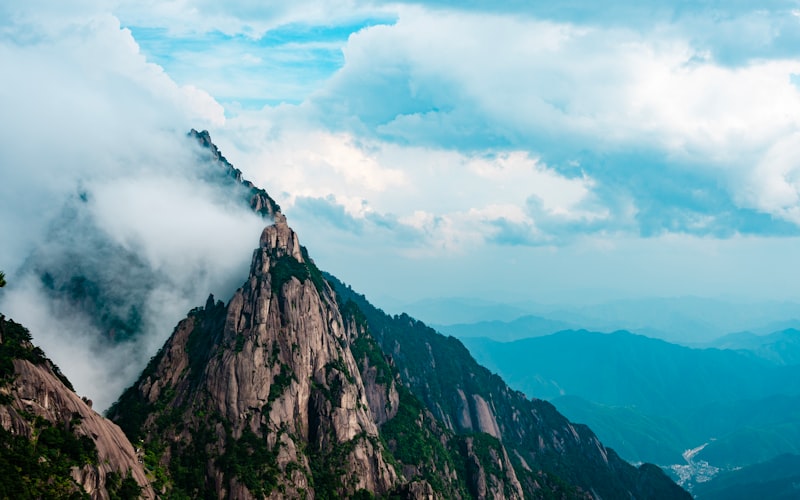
432, 313, 800, 495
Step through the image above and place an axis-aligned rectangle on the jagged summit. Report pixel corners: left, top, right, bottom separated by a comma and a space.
190, 128, 284, 222
0, 129, 691, 498
108, 216, 403, 497
106, 133, 691, 499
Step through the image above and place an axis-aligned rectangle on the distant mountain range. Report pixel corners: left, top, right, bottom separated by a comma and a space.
693, 453, 800, 500
0, 131, 691, 498
708, 328, 800, 365
458, 330, 800, 491
414, 297, 800, 344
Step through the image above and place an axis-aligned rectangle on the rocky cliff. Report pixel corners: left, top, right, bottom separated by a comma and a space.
109, 219, 400, 498
0, 315, 153, 499
0, 129, 689, 499
330, 278, 692, 499
108, 214, 530, 498
103, 132, 691, 499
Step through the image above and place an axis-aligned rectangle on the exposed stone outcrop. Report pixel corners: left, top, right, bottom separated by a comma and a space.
463, 435, 524, 500
189, 128, 282, 221
106, 132, 690, 500
329, 276, 694, 500
110, 220, 400, 498
0, 317, 153, 499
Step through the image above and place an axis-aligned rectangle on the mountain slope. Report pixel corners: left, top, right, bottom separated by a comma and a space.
459, 330, 800, 484
436, 315, 576, 342
0, 314, 153, 499
328, 277, 690, 499
709, 328, 800, 366
109, 221, 401, 498
462, 331, 800, 413
107, 131, 689, 499
693, 454, 800, 500
108, 220, 525, 499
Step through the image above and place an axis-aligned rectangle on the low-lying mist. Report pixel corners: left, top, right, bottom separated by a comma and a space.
0, 138, 267, 411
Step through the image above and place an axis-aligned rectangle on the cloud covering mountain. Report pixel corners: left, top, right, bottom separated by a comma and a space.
4, 0, 800, 405
0, 3, 264, 408
108, 0, 800, 303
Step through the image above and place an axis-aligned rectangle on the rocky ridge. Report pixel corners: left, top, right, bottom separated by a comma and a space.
1, 130, 692, 499
0, 315, 153, 499
107, 131, 691, 499
109, 219, 400, 497
330, 276, 692, 499
109, 213, 529, 498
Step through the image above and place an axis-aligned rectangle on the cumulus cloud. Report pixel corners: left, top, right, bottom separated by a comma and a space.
96, 0, 800, 245
6, 0, 800, 406
284, 6, 800, 238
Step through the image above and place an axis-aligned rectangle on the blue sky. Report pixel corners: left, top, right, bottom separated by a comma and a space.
5, 0, 800, 306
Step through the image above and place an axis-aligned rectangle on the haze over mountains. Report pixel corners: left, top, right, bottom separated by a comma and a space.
410, 293, 800, 495
0, 132, 691, 498
413, 296, 800, 345
5, 1, 800, 497
452, 327, 800, 495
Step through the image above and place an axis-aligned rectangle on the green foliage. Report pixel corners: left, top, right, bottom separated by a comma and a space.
266, 363, 294, 408
0, 271, 6, 288
342, 300, 393, 387
350, 336, 393, 387
381, 385, 430, 464
268, 247, 327, 297
270, 254, 311, 295
141, 443, 170, 493
110, 300, 226, 442
339, 295, 473, 497
300, 246, 326, 295
553, 395, 688, 464
0, 414, 97, 499
308, 432, 368, 499
106, 470, 143, 500
218, 426, 279, 497
325, 272, 691, 500
325, 358, 354, 384
234, 333, 246, 352
167, 419, 218, 500
185, 299, 226, 387
36, 420, 98, 465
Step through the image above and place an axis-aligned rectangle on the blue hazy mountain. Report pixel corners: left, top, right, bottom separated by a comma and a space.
459, 330, 800, 489
708, 328, 800, 365
693, 454, 800, 500
435, 315, 578, 342
408, 296, 800, 344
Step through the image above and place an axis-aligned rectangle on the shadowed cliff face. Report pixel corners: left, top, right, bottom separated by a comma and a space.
0, 316, 153, 499
329, 276, 694, 500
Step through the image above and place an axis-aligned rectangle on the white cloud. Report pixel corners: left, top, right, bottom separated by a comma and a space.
0, 5, 259, 410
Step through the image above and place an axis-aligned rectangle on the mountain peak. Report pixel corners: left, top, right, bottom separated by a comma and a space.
104, 133, 690, 499
257, 220, 303, 263
109, 216, 402, 497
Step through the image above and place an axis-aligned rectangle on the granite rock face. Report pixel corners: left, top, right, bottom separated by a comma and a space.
110, 221, 401, 498
0, 317, 153, 499
105, 132, 691, 499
